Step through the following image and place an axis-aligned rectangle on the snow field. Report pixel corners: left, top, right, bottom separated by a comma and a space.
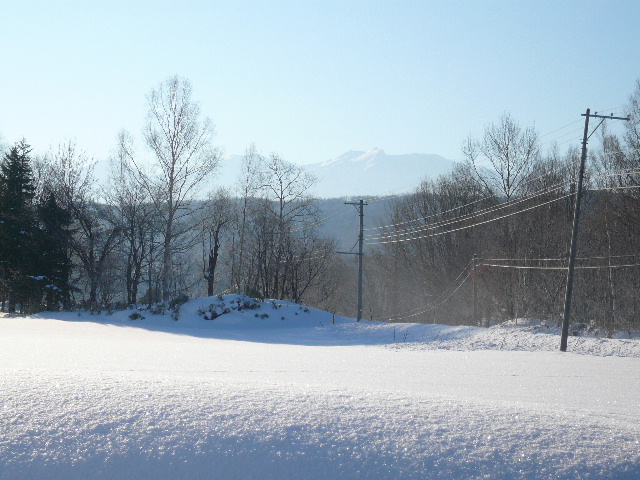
1, 296, 639, 479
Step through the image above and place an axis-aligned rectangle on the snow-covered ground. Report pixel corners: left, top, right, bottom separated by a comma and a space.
1, 295, 639, 479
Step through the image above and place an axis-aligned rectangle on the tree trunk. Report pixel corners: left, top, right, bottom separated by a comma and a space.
89, 279, 98, 310
162, 222, 173, 302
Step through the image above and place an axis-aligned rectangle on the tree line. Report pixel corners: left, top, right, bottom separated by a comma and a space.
0, 76, 341, 313
363, 80, 640, 335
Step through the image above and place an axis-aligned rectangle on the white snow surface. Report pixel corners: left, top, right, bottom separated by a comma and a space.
1, 295, 639, 479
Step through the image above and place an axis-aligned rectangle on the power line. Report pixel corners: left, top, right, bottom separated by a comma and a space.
539, 126, 585, 148
366, 191, 574, 245
383, 260, 474, 322
290, 208, 349, 232
591, 168, 640, 179
590, 184, 640, 192
367, 181, 570, 242
368, 180, 569, 239
361, 119, 600, 235
482, 253, 640, 262
539, 119, 583, 138
365, 163, 579, 235
480, 262, 640, 271
369, 165, 640, 244
591, 103, 632, 115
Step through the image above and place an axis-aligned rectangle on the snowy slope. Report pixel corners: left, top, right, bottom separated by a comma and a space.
1, 296, 639, 479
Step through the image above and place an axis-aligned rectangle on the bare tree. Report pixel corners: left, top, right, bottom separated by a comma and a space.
463, 112, 539, 200
46, 142, 121, 309
253, 153, 317, 299
231, 144, 262, 292
141, 76, 221, 301
105, 131, 158, 305
462, 114, 540, 319
200, 187, 235, 296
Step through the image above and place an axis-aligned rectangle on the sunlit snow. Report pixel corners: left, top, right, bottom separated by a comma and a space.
1, 295, 638, 479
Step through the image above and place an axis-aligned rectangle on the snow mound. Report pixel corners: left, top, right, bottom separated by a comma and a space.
27, 295, 640, 357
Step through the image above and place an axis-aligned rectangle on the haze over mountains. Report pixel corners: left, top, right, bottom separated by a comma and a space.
95, 149, 455, 199
92, 149, 453, 250
216, 148, 455, 198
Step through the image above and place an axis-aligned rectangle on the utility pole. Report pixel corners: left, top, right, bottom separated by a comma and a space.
560, 109, 629, 352
472, 254, 479, 326
340, 199, 367, 321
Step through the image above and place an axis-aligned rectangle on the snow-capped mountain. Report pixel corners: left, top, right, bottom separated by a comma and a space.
304, 148, 455, 198
213, 148, 455, 199
95, 149, 456, 199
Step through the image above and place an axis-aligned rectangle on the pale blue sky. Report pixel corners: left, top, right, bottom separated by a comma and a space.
1, 1, 639, 164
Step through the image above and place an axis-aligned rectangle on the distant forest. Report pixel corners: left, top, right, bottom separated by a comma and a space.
2, 77, 640, 335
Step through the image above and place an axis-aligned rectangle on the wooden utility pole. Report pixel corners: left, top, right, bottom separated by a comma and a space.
356, 199, 365, 321
340, 200, 367, 321
473, 254, 478, 326
560, 109, 629, 351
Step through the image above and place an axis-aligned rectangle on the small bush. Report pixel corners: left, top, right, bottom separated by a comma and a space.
170, 294, 190, 309
572, 322, 587, 336
129, 312, 145, 321
240, 297, 260, 311
149, 302, 168, 315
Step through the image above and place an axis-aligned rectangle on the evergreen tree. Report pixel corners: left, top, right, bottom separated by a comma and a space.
36, 189, 73, 310
0, 140, 39, 312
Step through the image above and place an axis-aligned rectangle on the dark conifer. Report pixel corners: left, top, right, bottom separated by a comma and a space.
37, 189, 73, 310
0, 140, 38, 312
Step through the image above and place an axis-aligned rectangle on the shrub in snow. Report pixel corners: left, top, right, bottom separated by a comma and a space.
128, 312, 145, 321
239, 297, 260, 311
197, 302, 230, 320
170, 294, 190, 309
149, 302, 168, 315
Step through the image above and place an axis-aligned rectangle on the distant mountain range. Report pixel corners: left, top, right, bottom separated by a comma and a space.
215, 148, 455, 199
95, 148, 455, 199
305, 148, 454, 198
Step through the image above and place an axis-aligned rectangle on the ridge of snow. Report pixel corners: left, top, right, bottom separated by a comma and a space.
20, 294, 640, 354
